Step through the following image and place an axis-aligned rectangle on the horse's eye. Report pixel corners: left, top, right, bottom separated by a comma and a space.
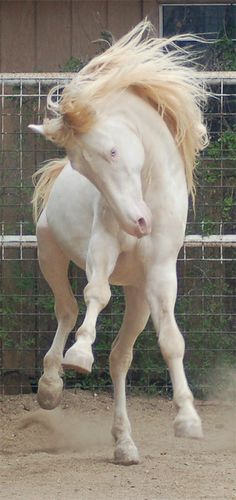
111, 148, 117, 159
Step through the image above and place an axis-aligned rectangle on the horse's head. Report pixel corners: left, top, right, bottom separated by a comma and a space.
70, 117, 152, 238
30, 114, 152, 238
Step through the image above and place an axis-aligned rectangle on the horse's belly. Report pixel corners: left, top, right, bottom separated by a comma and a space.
46, 165, 95, 269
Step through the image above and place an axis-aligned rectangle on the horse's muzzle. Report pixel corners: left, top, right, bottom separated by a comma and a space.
133, 205, 152, 238
136, 217, 151, 237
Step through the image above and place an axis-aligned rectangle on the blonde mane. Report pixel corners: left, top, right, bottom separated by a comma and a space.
43, 21, 208, 198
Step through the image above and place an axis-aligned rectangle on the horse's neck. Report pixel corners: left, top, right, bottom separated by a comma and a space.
116, 91, 186, 192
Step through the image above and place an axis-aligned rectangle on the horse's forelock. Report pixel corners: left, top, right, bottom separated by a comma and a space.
62, 104, 96, 135
43, 116, 72, 147
43, 103, 96, 147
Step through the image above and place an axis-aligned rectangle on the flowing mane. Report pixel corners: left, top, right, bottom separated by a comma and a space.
45, 20, 208, 196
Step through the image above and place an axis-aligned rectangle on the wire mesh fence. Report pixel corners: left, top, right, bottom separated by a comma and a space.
0, 73, 235, 397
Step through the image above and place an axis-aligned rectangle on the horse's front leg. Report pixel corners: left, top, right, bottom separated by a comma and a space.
109, 286, 150, 465
63, 226, 120, 372
146, 260, 203, 439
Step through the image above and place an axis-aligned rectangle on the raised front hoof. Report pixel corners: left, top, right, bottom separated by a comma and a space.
174, 415, 203, 439
114, 442, 140, 466
62, 345, 94, 374
37, 375, 63, 410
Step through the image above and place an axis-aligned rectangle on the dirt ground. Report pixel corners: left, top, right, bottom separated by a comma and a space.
0, 390, 235, 500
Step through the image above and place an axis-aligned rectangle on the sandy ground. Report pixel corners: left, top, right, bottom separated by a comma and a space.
0, 390, 235, 500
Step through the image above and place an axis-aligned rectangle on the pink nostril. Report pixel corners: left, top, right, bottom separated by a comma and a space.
137, 217, 147, 234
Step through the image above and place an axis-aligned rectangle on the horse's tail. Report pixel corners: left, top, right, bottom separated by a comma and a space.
32, 157, 68, 223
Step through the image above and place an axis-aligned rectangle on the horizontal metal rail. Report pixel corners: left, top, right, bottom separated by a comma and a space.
1, 234, 236, 248
0, 71, 236, 85
0, 235, 37, 248
184, 235, 236, 247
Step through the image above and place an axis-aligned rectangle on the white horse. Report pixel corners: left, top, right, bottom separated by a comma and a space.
30, 21, 208, 465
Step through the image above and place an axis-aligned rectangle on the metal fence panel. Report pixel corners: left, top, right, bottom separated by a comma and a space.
0, 72, 235, 397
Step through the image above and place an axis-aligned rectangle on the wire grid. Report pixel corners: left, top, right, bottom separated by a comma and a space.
0, 73, 235, 397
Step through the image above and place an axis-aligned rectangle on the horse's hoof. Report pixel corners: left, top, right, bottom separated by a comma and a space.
37, 375, 63, 410
62, 345, 94, 374
114, 442, 140, 465
174, 415, 203, 439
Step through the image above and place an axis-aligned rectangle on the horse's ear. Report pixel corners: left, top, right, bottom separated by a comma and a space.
29, 117, 69, 146
28, 105, 96, 145
28, 124, 45, 135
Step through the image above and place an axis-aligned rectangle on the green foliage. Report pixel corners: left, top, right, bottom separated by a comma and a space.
37, 295, 54, 315
0, 327, 15, 348
60, 56, 86, 72
100, 30, 113, 46
0, 262, 53, 352
222, 195, 234, 222
60, 30, 114, 74
198, 124, 236, 234
215, 36, 236, 71
0, 291, 19, 349
206, 127, 236, 160
203, 19, 236, 71
176, 277, 235, 398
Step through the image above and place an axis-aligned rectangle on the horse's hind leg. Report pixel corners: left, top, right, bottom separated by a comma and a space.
37, 212, 78, 410
146, 259, 203, 439
109, 286, 150, 465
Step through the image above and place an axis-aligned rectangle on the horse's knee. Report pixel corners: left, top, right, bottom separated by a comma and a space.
84, 281, 111, 310
158, 315, 185, 360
